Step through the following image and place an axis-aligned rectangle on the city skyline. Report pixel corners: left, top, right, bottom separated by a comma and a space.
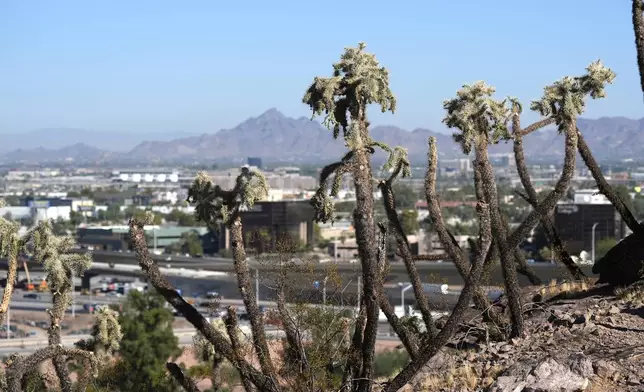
1, 0, 641, 135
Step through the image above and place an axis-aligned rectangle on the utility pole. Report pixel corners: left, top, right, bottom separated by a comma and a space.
322, 276, 329, 306
255, 269, 260, 304
592, 222, 599, 263
357, 275, 361, 308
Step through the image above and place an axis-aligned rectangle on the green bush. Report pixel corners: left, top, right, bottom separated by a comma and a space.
373, 350, 410, 378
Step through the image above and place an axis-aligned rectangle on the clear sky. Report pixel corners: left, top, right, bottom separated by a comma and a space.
0, 0, 641, 135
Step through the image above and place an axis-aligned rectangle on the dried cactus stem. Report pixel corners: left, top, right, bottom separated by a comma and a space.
5, 347, 97, 392
128, 219, 278, 392
166, 362, 200, 392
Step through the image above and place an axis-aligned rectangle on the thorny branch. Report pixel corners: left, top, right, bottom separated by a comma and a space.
5, 346, 98, 392
384, 138, 493, 392
576, 129, 642, 234
0, 215, 20, 325
375, 222, 420, 359
166, 362, 200, 392
378, 149, 438, 338
129, 218, 279, 392
634, 0, 644, 100
423, 137, 500, 324
187, 168, 279, 386
511, 103, 585, 279
224, 307, 256, 392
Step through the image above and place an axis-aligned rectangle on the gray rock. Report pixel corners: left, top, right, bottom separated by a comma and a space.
570, 355, 594, 379
593, 359, 618, 379
488, 357, 590, 392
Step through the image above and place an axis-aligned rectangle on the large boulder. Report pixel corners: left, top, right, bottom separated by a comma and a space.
488, 356, 590, 392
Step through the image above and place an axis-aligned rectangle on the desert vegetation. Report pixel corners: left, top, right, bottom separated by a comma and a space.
1, 2, 644, 391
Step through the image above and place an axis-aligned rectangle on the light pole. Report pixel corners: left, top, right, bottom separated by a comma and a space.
255, 269, 260, 304
357, 275, 361, 309
399, 283, 413, 316
153, 226, 157, 254
322, 276, 329, 306
591, 222, 599, 263
339, 279, 352, 307
72, 285, 76, 318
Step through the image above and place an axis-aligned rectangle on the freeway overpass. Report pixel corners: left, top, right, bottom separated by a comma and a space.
3, 250, 595, 308
74, 250, 596, 287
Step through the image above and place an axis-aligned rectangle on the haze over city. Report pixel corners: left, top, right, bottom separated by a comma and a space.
2, 2, 644, 392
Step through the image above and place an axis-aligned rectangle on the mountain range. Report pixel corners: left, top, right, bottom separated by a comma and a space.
2, 109, 644, 165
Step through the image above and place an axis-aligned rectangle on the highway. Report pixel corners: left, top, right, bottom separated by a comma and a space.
0, 328, 200, 355
0, 328, 300, 355
1, 250, 595, 309
11, 249, 595, 287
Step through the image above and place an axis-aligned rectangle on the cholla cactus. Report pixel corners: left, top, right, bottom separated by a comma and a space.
193, 317, 248, 360
188, 167, 268, 227
0, 216, 20, 259
382, 146, 412, 180
192, 317, 249, 389
91, 306, 122, 356
303, 42, 396, 145
28, 220, 92, 297
442, 81, 512, 154
531, 60, 615, 131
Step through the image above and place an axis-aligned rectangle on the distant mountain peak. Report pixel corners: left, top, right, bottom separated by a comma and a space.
3, 112, 643, 164
255, 107, 286, 121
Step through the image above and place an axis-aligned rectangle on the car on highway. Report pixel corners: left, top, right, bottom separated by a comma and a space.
23, 293, 41, 300
106, 291, 122, 298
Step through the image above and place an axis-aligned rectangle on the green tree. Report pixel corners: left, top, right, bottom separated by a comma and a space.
391, 183, 419, 210
69, 210, 84, 226
125, 208, 162, 225
596, 238, 618, 260
97, 204, 124, 222
107, 290, 181, 392
539, 246, 554, 261
399, 209, 419, 235
166, 210, 200, 226
168, 230, 204, 256
184, 231, 204, 256
51, 217, 70, 236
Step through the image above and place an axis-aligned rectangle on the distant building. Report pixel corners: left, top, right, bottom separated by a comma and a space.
22, 197, 72, 222
218, 200, 315, 253
247, 157, 263, 169
554, 202, 627, 255
77, 225, 212, 253
111, 168, 180, 184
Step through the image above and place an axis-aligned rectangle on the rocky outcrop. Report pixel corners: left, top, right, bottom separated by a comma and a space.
489, 357, 590, 392
394, 286, 644, 392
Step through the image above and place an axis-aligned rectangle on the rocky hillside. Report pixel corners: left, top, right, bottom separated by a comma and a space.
396, 283, 644, 392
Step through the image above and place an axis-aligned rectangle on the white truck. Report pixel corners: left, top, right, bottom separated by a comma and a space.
378, 305, 416, 322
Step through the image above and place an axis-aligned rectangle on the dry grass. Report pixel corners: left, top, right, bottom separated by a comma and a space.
413, 363, 504, 391
532, 279, 592, 301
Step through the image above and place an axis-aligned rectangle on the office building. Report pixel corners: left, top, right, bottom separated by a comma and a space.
554, 202, 626, 255
247, 157, 263, 169
218, 200, 315, 253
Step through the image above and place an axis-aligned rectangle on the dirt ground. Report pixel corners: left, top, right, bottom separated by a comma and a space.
8, 309, 193, 339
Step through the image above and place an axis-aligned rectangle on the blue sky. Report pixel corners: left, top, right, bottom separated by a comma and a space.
0, 0, 641, 135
